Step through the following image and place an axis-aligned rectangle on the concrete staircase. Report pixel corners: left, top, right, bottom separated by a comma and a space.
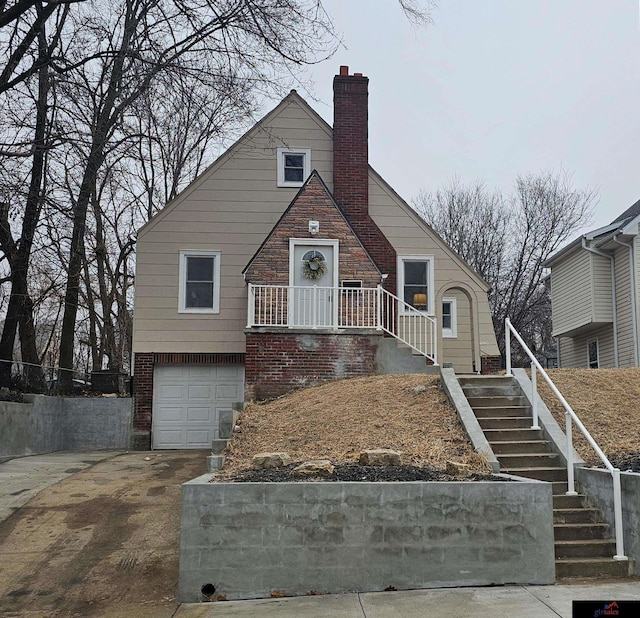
459, 375, 632, 579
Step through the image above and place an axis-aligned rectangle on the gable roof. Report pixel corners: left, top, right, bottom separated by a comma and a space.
611, 198, 640, 225
243, 170, 380, 276
137, 90, 332, 238
545, 196, 640, 267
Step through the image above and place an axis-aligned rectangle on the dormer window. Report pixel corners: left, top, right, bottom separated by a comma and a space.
277, 147, 311, 187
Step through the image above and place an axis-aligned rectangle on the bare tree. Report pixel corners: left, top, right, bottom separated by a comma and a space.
415, 170, 597, 365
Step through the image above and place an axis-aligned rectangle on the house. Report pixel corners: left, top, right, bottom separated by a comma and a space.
131, 67, 501, 450
545, 199, 640, 369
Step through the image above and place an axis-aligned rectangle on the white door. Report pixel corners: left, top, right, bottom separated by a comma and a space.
291, 242, 335, 327
152, 364, 244, 449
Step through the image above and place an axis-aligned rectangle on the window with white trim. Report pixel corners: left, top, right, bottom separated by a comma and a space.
442, 298, 457, 338
277, 147, 311, 187
179, 250, 221, 313
397, 255, 435, 314
587, 339, 599, 369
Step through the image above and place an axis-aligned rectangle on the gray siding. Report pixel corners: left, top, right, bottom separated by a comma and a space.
551, 250, 592, 336
558, 325, 615, 369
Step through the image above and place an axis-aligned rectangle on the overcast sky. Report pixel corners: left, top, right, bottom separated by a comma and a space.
301, 0, 640, 233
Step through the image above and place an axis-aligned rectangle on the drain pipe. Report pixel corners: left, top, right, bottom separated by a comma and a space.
581, 238, 619, 367
612, 234, 639, 367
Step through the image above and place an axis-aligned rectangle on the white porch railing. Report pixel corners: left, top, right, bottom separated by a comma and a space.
505, 317, 627, 561
247, 283, 437, 363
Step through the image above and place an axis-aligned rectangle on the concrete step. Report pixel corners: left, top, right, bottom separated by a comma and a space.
498, 453, 560, 468
211, 439, 228, 454
458, 375, 516, 384
501, 466, 567, 482
466, 396, 530, 409
555, 539, 617, 559
461, 385, 523, 398
551, 482, 570, 495
554, 523, 611, 541
553, 493, 586, 509
483, 428, 544, 442
555, 557, 632, 579
490, 440, 552, 455
478, 416, 533, 429
206, 454, 225, 472
473, 406, 531, 418
553, 508, 601, 524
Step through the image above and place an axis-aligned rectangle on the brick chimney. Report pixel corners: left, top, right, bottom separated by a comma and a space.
332, 66, 396, 290
333, 66, 369, 220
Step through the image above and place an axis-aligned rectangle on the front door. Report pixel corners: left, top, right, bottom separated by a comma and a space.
290, 241, 336, 327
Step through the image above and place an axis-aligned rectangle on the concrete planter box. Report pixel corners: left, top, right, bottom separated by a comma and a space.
576, 467, 640, 574
178, 476, 555, 602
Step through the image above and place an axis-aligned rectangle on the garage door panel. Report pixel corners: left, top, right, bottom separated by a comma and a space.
186, 406, 212, 422
188, 366, 214, 380
155, 406, 184, 422
157, 385, 184, 399
215, 365, 242, 379
216, 384, 242, 399
152, 364, 244, 449
188, 385, 213, 399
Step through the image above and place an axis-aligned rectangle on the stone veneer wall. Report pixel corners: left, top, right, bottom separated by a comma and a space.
178, 477, 556, 601
245, 331, 378, 400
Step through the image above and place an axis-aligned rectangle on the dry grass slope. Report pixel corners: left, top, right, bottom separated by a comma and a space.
538, 368, 640, 463
220, 374, 490, 476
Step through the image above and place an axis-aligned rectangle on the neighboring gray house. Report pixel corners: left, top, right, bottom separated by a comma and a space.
545, 199, 640, 369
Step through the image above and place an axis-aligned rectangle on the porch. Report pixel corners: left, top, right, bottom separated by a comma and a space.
246, 283, 438, 364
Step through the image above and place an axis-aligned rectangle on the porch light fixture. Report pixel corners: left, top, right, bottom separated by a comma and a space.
309, 220, 319, 235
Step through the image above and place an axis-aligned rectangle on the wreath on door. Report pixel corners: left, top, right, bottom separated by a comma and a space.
301, 250, 327, 280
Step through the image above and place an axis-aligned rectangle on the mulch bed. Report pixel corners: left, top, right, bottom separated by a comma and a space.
609, 452, 640, 473
217, 462, 505, 483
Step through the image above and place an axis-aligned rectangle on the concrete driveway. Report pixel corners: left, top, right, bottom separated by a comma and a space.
0, 450, 207, 617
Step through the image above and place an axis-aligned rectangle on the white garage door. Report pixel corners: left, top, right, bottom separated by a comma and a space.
152, 364, 244, 449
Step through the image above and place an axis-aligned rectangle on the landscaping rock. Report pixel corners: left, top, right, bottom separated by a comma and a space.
293, 460, 335, 476
252, 452, 292, 469
413, 385, 427, 394
446, 460, 471, 476
359, 449, 402, 466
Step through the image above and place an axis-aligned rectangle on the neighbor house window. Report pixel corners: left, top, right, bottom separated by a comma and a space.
277, 147, 311, 187
179, 250, 221, 313
397, 255, 435, 314
442, 298, 457, 338
588, 339, 599, 369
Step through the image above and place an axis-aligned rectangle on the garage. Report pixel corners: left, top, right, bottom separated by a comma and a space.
152, 364, 244, 449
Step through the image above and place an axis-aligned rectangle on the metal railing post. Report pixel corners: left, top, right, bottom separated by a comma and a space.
247, 283, 254, 328
565, 411, 577, 496
531, 363, 540, 429
505, 318, 512, 376
613, 467, 627, 560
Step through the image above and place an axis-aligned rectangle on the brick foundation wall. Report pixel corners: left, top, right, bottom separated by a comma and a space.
132, 351, 245, 450
481, 355, 502, 374
245, 331, 378, 400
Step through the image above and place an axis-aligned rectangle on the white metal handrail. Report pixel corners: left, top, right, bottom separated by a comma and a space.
505, 317, 627, 561
246, 283, 437, 363
377, 286, 437, 362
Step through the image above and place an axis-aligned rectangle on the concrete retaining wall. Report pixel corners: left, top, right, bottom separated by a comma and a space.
178, 477, 555, 601
0, 396, 132, 460
576, 467, 640, 574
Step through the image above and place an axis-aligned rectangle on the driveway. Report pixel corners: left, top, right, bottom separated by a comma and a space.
0, 450, 207, 617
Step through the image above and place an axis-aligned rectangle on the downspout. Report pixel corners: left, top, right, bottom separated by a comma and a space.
612, 234, 639, 367
582, 238, 619, 367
